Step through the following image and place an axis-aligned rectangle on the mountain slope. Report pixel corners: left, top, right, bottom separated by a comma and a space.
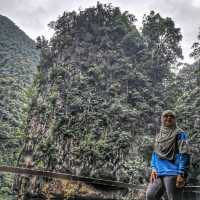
0, 15, 39, 163
15, 4, 172, 199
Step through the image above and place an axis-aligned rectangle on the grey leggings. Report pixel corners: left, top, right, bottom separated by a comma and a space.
146, 176, 182, 200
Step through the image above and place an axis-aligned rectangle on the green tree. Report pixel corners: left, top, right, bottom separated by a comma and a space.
142, 11, 183, 84
190, 30, 200, 86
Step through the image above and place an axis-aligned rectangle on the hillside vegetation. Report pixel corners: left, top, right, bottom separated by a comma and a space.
0, 15, 39, 198
1, 3, 200, 199
14, 3, 198, 199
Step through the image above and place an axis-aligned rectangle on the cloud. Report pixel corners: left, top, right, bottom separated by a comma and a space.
0, 0, 200, 63
0, 0, 53, 38
0, 0, 111, 39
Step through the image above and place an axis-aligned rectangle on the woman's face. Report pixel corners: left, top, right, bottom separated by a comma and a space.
163, 114, 176, 127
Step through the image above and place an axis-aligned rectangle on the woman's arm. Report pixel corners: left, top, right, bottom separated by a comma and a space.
150, 152, 157, 183
177, 132, 190, 175
150, 152, 157, 171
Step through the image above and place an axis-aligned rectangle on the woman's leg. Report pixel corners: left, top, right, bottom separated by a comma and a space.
146, 177, 165, 200
163, 176, 182, 200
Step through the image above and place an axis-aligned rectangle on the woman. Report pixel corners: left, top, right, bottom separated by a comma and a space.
146, 110, 190, 200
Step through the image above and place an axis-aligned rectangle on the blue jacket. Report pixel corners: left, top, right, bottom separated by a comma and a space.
151, 131, 190, 176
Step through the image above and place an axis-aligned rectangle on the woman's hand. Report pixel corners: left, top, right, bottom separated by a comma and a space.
176, 175, 186, 188
150, 170, 157, 183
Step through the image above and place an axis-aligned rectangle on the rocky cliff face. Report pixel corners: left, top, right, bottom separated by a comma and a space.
15, 3, 200, 200
1, 4, 200, 200
15, 4, 167, 198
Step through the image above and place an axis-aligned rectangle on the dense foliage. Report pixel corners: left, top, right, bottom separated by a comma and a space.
174, 31, 200, 184
142, 11, 183, 84
14, 4, 188, 199
1, 3, 200, 199
0, 15, 39, 198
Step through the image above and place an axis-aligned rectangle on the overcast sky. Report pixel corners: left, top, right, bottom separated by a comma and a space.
1, 0, 200, 63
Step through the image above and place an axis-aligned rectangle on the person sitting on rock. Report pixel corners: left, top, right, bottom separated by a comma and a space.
146, 110, 190, 200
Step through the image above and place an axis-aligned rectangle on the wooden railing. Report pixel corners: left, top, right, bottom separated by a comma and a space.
0, 166, 200, 200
